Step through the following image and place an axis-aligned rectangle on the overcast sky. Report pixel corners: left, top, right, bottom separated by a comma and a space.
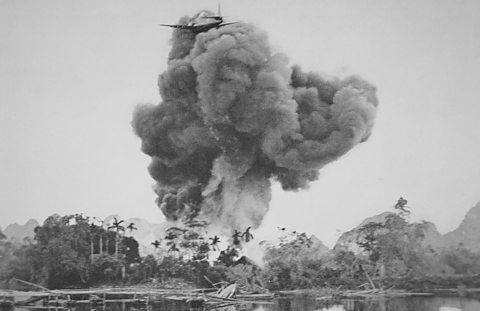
1, 0, 480, 247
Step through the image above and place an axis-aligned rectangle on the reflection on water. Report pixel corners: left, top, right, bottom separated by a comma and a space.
280, 295, 480, 311
278, 295, 480, 311
328, 308, 344, 311
5, 295, 480, 311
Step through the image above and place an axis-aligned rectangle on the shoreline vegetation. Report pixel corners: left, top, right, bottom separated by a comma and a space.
1, 199, 480, 306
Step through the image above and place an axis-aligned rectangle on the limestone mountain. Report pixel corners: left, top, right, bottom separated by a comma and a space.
332, 202, 480, 255
334, 212, 395, 254
310, 235, 332, 258
444, 202, 480, 253
333, 213, 445, 255
4, 219, 39, 243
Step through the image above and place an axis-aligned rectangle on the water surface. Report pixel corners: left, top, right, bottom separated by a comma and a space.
7, 295, 480, 311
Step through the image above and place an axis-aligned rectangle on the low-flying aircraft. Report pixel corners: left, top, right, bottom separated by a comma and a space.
160, 4, 238, 34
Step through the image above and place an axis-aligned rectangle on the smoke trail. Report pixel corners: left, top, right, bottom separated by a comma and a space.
132, 11, 378, 232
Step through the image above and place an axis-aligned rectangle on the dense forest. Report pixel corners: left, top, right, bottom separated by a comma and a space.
1, 199, 480, 291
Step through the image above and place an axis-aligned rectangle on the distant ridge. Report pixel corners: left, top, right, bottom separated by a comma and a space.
333, 202, 480, 255
444, 202, 480, 252
4, 219, 39, 243
2, 215, 169, 255
3, 201, 480, 255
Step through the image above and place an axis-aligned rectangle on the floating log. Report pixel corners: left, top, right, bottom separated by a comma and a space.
330, 289, 434, 299
11, 279, 51, 292
236, 293, 275, 299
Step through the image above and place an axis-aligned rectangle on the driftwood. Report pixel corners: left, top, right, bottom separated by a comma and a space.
2, 278, 273, 309
316, 288, 434, 300
205, 293, 273, 305
11, 278, 51, 292
363, 270, 376, 290
236, 293, 275, 299
216, 284, 237, 299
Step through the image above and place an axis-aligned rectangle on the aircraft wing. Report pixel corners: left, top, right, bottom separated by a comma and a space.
159, 24, 194, 30
218, 22, 239, 27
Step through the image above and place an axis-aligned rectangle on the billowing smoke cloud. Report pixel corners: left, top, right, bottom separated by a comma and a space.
132, 12, 378, 232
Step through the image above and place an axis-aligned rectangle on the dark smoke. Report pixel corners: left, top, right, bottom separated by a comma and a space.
132, 12, 378, 232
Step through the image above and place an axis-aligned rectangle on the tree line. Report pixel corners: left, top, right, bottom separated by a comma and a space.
0, 214, 142, 289
261, 198, 480, 290
0, 214, 259, 290
1, 198, 480, 290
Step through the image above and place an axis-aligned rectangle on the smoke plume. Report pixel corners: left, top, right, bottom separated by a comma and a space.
132, 12, 378, 232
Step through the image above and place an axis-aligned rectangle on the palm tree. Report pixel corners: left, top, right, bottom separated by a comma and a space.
209, 235, 220, 251
394, 196, 411, 219
93, 217, 105, 255
108, 217, 125, 258
232, 230, 242, 246
241, 227, 253, 242
126, 222, 137, 233
88, 223, 96, 261
108, 217, 125, 231
167, 241, 179, 253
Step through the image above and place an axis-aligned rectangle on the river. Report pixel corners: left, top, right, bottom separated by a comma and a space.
7, 294, 480, 311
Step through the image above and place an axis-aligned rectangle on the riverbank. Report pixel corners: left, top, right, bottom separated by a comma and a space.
3, 274, 480, 309
0, 281, 274, 310
276, 286, 480, 301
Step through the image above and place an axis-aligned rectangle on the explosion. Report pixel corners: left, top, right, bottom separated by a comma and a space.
132, 12, 378, 232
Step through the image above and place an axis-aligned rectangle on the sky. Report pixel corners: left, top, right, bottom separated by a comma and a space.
1, 0, 480, 247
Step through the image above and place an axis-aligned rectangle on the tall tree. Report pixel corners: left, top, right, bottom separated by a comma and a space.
108, 217, 125, 258
93, 217, 106, 255
126, 222, 137, 233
